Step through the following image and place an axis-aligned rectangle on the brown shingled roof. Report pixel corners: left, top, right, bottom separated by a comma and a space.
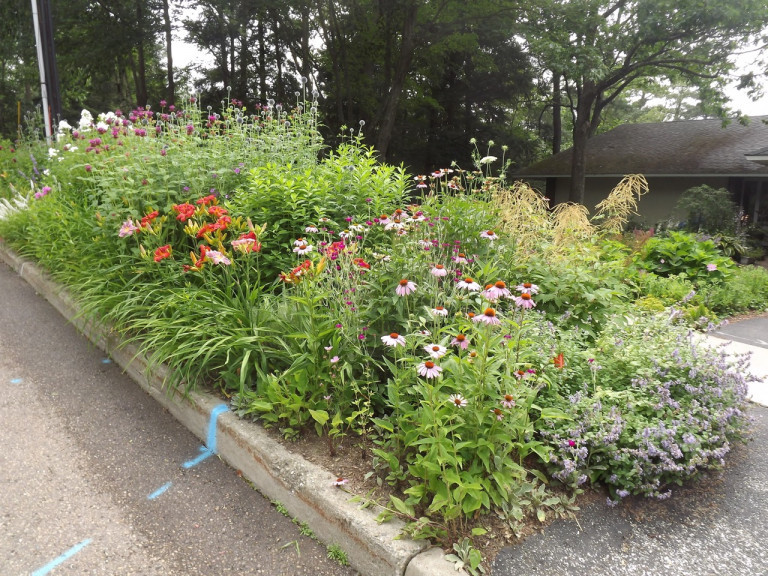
517, 116, 768, 177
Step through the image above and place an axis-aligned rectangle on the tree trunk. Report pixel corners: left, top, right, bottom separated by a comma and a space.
374, 1, 418, 160
162, 0, 174, 105
552, 73, 561, 154
258, 17, 267, 102
135, 0, 148, 106
568, 83, 597, 204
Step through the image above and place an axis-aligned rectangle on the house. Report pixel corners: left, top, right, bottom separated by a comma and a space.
515, 116, 768, 227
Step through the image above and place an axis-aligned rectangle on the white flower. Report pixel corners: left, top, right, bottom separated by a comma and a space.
423, 344, 447, 359
78, 109, 94, 130
48, 148, 59, 159
293, 243, 314, 255
479, 155, 497, 165
381, 332, 406, 347
448, 393, 467, 407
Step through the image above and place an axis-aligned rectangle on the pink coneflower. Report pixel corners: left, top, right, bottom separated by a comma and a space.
417, 361, 442, 379
489, 280, 511, 299
502, 393, 515, 408
381, 332, 406, 347
516, 281, 539, 295
305, 225, 319, 233
480, 229, 498, 240
491, 408, 504, 421
448, 393, 467, 407
385, 219, 405, 231
451, 333, 469, 349
333, 477, 349, 486
293, 243, 314, 255
396, 279, 417, 296
432, 306, 449, 317
430, 264, 448, 277
453, 253, 468, 264
378, 214, 391, 225
456, 277, 481, 291
330, 356, 340, 363
473, 308, 501, 325
424, 344, 447, 359
118, 219, 140, 237
514, 293, 536, 309
293, 237, 308, 246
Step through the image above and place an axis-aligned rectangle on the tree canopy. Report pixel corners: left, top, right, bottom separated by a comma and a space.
3, 0, 766, 184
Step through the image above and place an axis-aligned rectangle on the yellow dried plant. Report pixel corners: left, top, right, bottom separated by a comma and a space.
491, 180, 551, 251
551, 202, 594, 246
593, 174, 649, 234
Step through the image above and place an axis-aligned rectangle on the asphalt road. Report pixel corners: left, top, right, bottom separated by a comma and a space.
0, 261, 357, 576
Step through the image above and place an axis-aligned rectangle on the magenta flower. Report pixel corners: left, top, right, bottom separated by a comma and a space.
706, 263, 718, 272
396, 279, 417, 296
451, 333, 469, 349
502, 394, 515, 408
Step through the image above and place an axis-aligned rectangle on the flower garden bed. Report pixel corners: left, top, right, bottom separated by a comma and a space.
2, 98, 767, 573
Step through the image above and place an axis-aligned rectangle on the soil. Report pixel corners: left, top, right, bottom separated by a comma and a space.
259, 412, 607, 571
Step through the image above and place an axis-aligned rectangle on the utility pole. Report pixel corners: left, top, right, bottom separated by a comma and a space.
30, 0, 61, 143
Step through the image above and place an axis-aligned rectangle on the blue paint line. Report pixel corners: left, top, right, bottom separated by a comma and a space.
31, 538, 92, 576
182, 448, 214, 468
181, 403, 228, 469
101, 358, 112, 364
147, 481, 172, 500
206, 404, 229, 453
10, 378, 23, 384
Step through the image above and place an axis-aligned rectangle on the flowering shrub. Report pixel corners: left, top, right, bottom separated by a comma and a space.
537, 313, 752, 504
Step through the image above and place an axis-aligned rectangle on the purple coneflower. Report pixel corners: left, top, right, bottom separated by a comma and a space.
514, 293, 536, 309
417, 361, 442, 379
456, 277, 481, 291
381, 332, 406, 347
473, 307, 501, 325
396, 279, 417, 296
424, 344, 447, 359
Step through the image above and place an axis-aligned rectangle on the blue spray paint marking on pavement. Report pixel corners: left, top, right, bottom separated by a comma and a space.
10, 378, 23, 384
147, 481, 173, 500
182, 404, 229, 469
31, 538, 92, 576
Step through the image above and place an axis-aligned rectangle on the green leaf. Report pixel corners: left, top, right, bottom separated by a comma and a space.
309, 409, 329, 426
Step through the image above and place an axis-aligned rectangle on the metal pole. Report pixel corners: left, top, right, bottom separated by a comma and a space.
39, 0, 62, 124
30, 0, 52, 143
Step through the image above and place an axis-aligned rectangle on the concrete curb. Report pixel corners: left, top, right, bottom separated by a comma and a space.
0, 242, 455, 576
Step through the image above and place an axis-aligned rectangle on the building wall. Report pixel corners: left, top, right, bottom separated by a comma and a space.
542, 176, 734, 228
